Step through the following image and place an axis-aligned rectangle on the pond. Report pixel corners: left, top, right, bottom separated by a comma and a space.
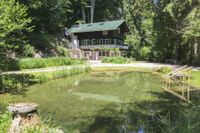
1, 71, 199, 133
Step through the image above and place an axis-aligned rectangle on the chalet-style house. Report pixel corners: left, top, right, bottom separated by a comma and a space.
66, 20, 130, 60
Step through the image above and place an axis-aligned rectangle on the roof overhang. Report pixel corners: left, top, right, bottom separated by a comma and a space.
67, 20, 131, 34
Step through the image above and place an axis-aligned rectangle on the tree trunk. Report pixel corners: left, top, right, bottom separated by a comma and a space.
175, 37, 180, 60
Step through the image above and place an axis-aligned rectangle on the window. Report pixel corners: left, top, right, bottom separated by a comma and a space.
103, 31, 108, 35
114, 39, 117, 45
100, 39, 104, 44
96, 39, 99, 44
83, 39, 90, 45
92, 39, 96, 45
117, 40, 123, 45
100, 39, 111, 45
81, 40, 84, 45
105, 39, 109, 44
108, 39, 113, 44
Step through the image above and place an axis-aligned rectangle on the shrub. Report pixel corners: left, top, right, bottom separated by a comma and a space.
139, 46, 151, 60
56, 46, 69, 57
22, 45, 36, 57
102, 57, 134, 64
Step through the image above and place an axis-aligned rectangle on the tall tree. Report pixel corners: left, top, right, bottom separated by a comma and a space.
0, 0, 32, 53
154, 0, 200, 61
123, 0, 155, 60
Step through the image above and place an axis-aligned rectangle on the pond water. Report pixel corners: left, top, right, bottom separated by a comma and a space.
1, 71, 199, 133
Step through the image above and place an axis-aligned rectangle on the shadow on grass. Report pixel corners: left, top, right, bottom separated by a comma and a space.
0, 73, 39, 96
86, 90, 200, 133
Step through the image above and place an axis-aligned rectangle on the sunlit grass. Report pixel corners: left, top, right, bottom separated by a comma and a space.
191, 70, 200, 88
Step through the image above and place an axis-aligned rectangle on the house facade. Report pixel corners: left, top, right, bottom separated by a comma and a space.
66, 20, 130, 60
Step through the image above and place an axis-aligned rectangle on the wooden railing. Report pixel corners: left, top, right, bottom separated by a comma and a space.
163, 66, 193, 102
80, 44, 129, 50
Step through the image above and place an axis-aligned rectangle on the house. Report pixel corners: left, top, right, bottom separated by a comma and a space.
66, 20, 130, 60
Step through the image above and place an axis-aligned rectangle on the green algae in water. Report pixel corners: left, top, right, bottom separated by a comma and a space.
1, 71, 194, 133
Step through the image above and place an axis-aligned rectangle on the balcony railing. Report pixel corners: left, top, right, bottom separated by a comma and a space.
79, 44, 128, 50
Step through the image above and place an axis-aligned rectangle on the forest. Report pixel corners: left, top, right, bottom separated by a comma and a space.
0, 0, 200, 64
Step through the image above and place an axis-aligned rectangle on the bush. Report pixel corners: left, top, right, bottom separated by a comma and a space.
56, 46, 69, 57
102, 57, 134, 64
22, 45, 36, 57
139, 46, 151, 60
16, 57, 86, 70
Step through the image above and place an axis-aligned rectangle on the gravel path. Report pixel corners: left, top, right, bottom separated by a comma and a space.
90, 61, 179, 69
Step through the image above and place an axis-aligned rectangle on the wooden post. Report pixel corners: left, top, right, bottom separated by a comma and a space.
96, 51, 98, 60
181, 74, 184, 97
187, 70, 190, 101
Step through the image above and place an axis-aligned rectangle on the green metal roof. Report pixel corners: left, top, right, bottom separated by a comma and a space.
68, 20, 127, 33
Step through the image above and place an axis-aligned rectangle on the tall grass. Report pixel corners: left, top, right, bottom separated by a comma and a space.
0, 65, 90, 93
0, 111, 62, 133
0, 112, 12, 133
17, 57, 86, 70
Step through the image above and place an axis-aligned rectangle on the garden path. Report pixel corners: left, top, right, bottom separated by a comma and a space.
90, 61, 179, 69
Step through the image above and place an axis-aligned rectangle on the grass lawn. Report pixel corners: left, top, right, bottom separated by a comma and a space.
191, 70, 200, 88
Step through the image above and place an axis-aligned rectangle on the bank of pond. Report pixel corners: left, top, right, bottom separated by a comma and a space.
1, 68, 200, 133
